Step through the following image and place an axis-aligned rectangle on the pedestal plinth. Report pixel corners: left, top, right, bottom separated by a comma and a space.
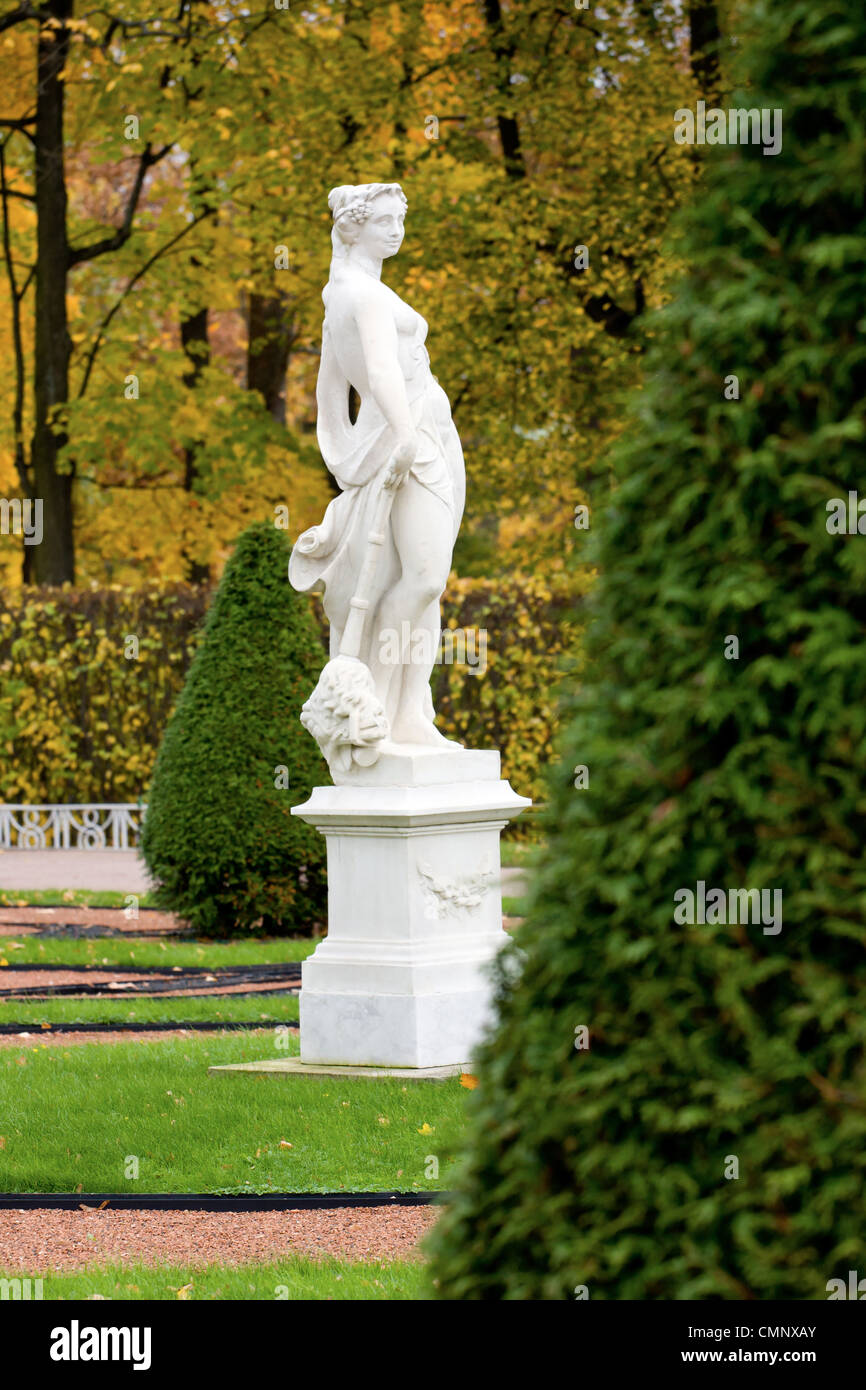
291, 745, 530, 1069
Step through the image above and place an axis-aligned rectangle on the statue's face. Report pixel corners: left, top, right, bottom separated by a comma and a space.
357, 191, 405, 261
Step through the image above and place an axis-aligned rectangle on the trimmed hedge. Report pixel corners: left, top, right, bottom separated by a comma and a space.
428, 0, 866, 1299
432, 574, 577, 812
0, 573, 577, 815
140, 522, 328, 937
0, 584, 206, 804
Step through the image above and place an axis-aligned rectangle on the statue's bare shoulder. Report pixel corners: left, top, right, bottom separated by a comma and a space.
324, 268, 395, 327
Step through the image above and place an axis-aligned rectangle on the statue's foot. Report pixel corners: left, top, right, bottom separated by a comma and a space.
389, 713, 461, 749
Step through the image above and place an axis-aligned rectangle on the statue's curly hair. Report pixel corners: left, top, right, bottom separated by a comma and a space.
327, 183, 407, 264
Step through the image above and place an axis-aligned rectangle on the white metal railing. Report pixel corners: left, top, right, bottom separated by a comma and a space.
0, 804, 147, 850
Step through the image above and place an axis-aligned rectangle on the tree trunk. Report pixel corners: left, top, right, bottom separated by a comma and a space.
247, 291, 293, 424
31, 0, 74, 584
689, 1, 722, 105
180, 303, 212, 584
482, 0, 526, 181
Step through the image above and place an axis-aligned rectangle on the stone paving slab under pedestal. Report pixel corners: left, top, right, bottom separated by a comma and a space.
208, 1057, 468, 1082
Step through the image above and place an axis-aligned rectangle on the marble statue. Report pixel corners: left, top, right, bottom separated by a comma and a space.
289, 182, 465, 776
273, 180, 530, 1071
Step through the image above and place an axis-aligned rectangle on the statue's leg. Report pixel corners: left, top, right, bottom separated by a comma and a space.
393, 596, 456, 744
367, 476, 453, 746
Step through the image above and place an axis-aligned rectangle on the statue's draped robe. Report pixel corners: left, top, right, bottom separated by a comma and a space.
289, 304, 465, 692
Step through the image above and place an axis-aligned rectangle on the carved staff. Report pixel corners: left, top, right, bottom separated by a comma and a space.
299, 462, 405, 771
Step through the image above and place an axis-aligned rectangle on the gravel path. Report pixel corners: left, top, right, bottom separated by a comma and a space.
0, 963, 300, 1004
0, 967, 186, 989
0, 850, 151, 893
0, 906, 184, 936
0, 1206, 438, 1271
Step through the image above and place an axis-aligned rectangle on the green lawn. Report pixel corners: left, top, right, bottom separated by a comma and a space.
502, 897, 525, 917
0, 1031, 467, 1194
0, 1255, 429, 1300
2, 870, 538, 900
0, 993, 299, 1028
0, 936, 317, 969
500, 839, 544, 868
0, 933, 307, 1026
0, 890, 161, 909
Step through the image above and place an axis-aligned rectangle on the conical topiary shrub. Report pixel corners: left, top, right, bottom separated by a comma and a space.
141, 521, 328, 936
429, 0, 866, 1299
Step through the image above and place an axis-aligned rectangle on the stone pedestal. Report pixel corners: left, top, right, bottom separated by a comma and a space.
291, 745, 530, 1069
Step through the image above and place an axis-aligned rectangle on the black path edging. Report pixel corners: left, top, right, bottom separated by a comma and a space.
0, 1020, 299, 1036
0, 907, 197, 940
0, 1192, 448, 1211
0, 963, 302, 976
3, 926, 196, 940
0, 963, 302, 1000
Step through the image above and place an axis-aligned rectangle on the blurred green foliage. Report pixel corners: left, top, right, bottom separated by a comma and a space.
428, 0, 866, 1298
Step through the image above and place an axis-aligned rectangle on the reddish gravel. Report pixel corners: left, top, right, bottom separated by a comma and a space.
0, 907, 184, 935
0, 1207, 438, 1271
0, 968, 180, 989
124, 978, 299, 999
0, 968, 299, 1000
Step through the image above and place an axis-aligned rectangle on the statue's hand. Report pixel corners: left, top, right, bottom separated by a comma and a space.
384, 433, 419, 489
392, 433, 419, 469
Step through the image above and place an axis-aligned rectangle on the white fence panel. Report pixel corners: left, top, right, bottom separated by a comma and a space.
0, 805, 147, 850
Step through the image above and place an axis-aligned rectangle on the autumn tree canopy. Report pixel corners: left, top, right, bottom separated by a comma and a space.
0, 0, 722, 587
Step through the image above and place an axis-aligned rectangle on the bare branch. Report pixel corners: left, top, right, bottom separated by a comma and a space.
76, 204, 215, 398
1, 186, 35, 203
78, 471, 179, 490
0, 3, 40, 36
67, 142, 172, 268
81, 8, 190, 46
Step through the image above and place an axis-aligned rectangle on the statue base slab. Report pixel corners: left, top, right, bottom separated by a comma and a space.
331, 741, 499, 787
208, 1057, 468, 1082
291, 749, 530, 1069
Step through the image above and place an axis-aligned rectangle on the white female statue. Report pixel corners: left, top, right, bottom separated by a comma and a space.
290, 182, 466, 775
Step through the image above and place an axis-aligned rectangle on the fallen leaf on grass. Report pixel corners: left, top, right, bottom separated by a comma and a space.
279, 1140, 293, 1149
460, 1074, 479, 1089
417, 1123, 434, 1135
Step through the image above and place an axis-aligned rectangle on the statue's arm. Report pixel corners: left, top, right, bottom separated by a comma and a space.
354, 286, 419, 471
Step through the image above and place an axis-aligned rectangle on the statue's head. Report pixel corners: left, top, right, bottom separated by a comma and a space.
328, 183, 407, 266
